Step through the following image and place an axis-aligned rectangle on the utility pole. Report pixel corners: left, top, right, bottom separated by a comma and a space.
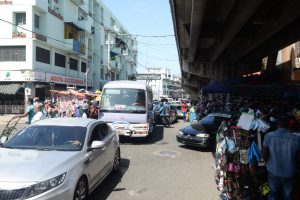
107, 30, 111, 80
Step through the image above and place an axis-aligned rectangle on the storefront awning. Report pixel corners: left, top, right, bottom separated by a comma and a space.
0, 83, 22, 95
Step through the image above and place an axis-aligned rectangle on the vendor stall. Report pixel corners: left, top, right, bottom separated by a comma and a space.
50, 89, 98, 117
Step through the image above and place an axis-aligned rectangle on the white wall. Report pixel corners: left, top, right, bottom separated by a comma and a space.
0, 0, 136, 89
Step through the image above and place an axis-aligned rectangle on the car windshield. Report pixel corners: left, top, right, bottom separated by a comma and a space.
100, 88, 146, 113
4, 126, 87, 151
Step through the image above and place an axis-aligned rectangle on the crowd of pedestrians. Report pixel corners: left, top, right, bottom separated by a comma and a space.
13, 97, 99, 124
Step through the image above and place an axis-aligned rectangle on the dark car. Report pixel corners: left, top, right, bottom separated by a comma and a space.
176, 113, 232, 148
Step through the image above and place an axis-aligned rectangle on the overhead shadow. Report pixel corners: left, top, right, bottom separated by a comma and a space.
89, 158, 130, 200
119, 125, 164, 145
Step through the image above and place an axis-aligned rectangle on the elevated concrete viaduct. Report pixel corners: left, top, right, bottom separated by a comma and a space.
170, 0, 300, 92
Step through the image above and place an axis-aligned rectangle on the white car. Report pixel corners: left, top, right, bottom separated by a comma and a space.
0, 118, 120, 200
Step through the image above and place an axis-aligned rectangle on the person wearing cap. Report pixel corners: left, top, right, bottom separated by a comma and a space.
262, 115, 300, 200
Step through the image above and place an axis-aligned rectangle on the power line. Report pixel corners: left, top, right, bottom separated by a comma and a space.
137, 40, 176, 46
133, 34, 174, 38
138, 52, 178, 62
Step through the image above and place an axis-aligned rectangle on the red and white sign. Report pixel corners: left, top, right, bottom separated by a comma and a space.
46, 74, 85, 86
0, 71, 86, 86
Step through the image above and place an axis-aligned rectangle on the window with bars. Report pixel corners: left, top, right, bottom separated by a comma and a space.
36, 46, 50, 64
55, 53, 65, 67
16, 13, 26, 25
69, 58, 78, 70
81, 62, 87, 73
116, 73, 120, 80
34, 14, 40, 29
0, 46, 26, 62
100, 68, 104, 79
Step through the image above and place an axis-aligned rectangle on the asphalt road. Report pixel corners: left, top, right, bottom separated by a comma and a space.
0, 117, 219, 200
90, 120, 219, 200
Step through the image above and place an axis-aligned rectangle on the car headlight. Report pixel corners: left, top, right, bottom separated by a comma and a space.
196, 133, 210, 138
178, 131, 184, 135
25, 173, 66, 198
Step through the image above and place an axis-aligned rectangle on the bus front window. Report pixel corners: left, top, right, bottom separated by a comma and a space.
100, 88, 146, 113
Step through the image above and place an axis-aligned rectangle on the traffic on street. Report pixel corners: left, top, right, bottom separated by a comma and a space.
1, 0, 300, 200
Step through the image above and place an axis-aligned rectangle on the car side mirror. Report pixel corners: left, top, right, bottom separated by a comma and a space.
90, 141, 105, 150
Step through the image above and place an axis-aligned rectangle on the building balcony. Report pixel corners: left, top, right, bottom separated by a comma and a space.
32, 33, 47, 42
77, 16, 93, 33
65, 39, 81, 54
48, 7, 63, 21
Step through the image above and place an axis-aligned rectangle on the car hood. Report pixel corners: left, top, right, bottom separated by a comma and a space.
0, 148, 80, 183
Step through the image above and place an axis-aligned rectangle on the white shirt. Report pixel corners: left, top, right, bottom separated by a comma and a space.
31, 111, 44, 123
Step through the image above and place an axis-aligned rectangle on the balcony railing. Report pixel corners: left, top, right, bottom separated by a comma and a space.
32, 33, 47, 42
12, 32, 26, 38
48, 7, 63, 20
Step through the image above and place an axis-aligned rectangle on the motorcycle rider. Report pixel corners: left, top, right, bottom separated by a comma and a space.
160, 99, 170, 127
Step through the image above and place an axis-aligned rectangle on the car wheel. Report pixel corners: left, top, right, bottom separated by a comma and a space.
112, 148, 121, 173
73, 177, 88, 200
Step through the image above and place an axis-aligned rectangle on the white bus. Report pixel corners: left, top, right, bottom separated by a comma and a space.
99, 81, 154, 137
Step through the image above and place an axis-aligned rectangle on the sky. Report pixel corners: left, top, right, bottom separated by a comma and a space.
101, 0, 180, 75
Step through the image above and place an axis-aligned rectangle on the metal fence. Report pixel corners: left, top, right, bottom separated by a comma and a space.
0, 105, 25, 114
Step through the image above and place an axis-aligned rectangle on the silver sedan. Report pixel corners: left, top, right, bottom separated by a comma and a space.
0, 118, 120, 200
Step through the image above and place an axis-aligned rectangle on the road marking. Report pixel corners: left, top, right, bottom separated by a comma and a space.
153, 150, 181, 158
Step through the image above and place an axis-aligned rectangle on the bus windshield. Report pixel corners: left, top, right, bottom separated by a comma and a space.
100, 88, 146, 113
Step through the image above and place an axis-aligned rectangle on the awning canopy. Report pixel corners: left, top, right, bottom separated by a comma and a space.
0, 83, 22, 95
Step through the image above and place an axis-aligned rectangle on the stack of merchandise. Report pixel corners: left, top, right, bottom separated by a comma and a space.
215, 113, 271, 200
225, 93, 232, 112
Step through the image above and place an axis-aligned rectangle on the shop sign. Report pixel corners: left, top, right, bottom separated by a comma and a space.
0, 71, 46, 82
46, 74, 85, 86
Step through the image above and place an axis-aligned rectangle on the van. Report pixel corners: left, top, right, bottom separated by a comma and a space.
99, 81, 154, 137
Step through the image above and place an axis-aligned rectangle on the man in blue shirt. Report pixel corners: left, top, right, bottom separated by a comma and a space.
263, 115, 300, 200
12, 97, 35, 124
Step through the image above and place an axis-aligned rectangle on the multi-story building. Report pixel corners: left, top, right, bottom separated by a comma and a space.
0, 0, 137, 113
147, 68, 183, 100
